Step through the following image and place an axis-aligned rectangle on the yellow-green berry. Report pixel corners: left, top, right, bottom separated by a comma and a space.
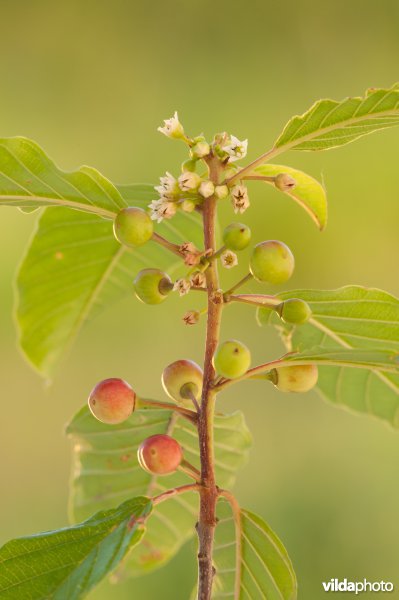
223, 222, 251, 251
250, 240, 294, 284
113, 207, 153, 248
134, 269, 172, 304
213, 340, 251, 379
272, 364, 318, 393
162, 359, 203, 404
278, 298, 312, 324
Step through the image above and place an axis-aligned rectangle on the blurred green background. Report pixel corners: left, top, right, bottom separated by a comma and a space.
1, 1, 399, 598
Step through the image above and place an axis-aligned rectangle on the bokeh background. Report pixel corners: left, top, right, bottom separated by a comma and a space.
1, 1, 399, 598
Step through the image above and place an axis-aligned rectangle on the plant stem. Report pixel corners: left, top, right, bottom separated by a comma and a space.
136, 397, 198, 424
223, 273, 253, 296
196, 172, 223, 599
226, 293, 281, 309
153, 483, 200, 506
152, 232, 182, 257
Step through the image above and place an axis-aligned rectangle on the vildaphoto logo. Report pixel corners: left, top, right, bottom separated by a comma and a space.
322, 579, 394, 594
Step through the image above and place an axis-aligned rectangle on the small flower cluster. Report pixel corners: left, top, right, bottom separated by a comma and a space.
150, 112, 251, 223
173, 270, 206, 297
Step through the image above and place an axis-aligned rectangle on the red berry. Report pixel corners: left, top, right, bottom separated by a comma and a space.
88, 378, 136, 424
137, 434, 183, 475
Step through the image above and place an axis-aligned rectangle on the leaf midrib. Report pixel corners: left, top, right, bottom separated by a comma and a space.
0, 194, 116, 218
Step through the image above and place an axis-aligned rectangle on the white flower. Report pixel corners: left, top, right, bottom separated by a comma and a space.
158, 111, 184, 139
231, 184, 250, 214
178, 171, 202, 192
173, 278, 191, 296
222, 135, 248, 162
190, 271, 206, 287
221, 250, 238, 269
154, 172, 178, 197
199, 180, 215, 198
149, 198, 177, 223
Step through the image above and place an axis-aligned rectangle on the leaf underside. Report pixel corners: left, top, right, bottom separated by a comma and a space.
0, 497, 152, 600
257, 286, 399, 427
204, 499, 297, 599
14, 184, 202, 378
274, 84, 399, 152
66, 407, 252, 577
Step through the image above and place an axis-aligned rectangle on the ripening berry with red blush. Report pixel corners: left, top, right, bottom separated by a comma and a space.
137, 434, 183, 475
88, 378, 136, 424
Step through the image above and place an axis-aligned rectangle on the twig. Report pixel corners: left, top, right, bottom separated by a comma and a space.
153, 483, 201, 506
136, 397, 198, 424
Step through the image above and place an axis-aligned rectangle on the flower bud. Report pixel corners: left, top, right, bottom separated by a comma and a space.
181, 198, 197, 212
191, 141, 210, 159
215, 185, 229, 200
178, 171, 202, 192
274, 173, 296, 192
199, 180, 215, 198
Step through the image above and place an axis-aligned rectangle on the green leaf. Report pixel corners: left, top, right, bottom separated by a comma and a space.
0, 497, 152, 600
254, 164, 327, 230
275, 84, 399, 152
0, 137, 124, 217
277, 346, 399, 373
66, 407, 252, 576
257, 286, 399, 426
211, 498, 297, 599
15, 186, 203, 378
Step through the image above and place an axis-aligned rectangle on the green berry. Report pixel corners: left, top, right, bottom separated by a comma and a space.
162, 359, 203, 404
134, 269, 172, 305
272, 364, 318, 393
278, 298, 312, 325
223, 223, 251, 251
250, 240, 294, 284
138, 434, 183, 475
88, 378, 136, 424
113, 207, 153, 248
213, 340, 251, 379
